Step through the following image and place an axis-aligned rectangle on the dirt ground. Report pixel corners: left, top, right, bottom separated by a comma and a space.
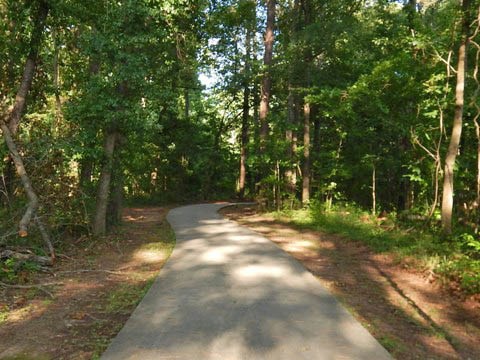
0, 206, 174, 360
220, 204, 480, 360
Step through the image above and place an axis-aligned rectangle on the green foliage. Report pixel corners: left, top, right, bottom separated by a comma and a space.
3, 0, 480, 297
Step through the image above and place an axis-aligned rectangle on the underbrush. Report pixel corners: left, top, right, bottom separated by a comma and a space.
273, 203, 480, 295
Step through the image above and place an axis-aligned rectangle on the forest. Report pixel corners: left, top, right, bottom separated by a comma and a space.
1, 0, 480, 310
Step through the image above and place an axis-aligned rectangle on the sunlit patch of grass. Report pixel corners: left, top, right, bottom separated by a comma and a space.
0, 306, 8, 324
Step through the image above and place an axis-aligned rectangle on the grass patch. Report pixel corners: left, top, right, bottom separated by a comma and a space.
272, 204, 480, 294
105, 278, 155, 314
378, 334, 407, 355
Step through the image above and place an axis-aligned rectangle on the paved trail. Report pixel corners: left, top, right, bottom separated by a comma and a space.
101, 203, 391, 360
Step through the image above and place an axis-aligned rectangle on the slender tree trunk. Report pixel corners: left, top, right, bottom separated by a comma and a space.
301, 0, 313, 206
8, 1, 49, 134
109, 157, 124, 226
441, 0, 470, 235
259, 0, 276, 156
0, 1, 49, 239
284, 0, 300, 203
251, 77, 261, 195
239, 27, 253, 200
312, 109, 321, 184
285, 85, 296, 199
474, 118, 480, 206
92, 131, 117, 236
372, 166, 376, 215
0, 123, 38, 237
302, 102, 311, 205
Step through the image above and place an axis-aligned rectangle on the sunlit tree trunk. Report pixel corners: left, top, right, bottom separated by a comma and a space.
259, 0, 275, 157
441, 0, 470, 235
239, 25, 253, 200
284, 0, 300, 204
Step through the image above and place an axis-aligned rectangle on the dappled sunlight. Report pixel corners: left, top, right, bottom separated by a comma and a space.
133, 249, 167, 264
232, 264, 288, 281
6, 302, 43, 323
202, 245, 241, 264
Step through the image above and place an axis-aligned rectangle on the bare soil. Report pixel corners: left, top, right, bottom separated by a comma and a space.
0, 206, 173, 360
220, 204, 480, 360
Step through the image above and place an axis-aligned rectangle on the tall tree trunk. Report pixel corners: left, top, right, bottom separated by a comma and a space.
108, 152, 124, 227
441, 0, 470, 235
239, 27, 253, 200
8, 1, 49, 134
312, 109, 320, 184
301, 0, 313, 206
302, 102, 311, 205
0, 0, 49, 238
0, 123, 38, 237
92, 131, 117, 236
372, 166, 376, 215
285, 85, 297, 200
284, 0, 300, 203
259, 0, 275, 156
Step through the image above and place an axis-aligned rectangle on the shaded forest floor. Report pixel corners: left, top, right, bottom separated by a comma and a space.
220, 204, 480, 360
0, 206, 175, 360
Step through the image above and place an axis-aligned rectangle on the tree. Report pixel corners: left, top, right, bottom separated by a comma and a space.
441, 0, 471, 235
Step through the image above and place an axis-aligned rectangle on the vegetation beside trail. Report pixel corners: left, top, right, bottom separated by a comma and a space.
271, 203, 480, 295
0, 207, 175, 359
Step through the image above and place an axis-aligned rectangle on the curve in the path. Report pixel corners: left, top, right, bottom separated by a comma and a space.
101, 203, 392, 360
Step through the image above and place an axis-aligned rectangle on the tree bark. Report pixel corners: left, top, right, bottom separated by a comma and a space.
92, 131, 117, 236
108, 156, 124, 226
259, 0, 276, 155
441, 0, 470, 235
0, 123, 38, 237
372, 166, 376, 215
239, 28, 252, 200
8, 1, 49, 134
284, 0, 300, 203
285, 85, 297, 199
0, 0, 49, 238
302, 102, 311, 205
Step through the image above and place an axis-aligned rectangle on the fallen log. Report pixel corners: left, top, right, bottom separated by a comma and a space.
0, 249, 52, 266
